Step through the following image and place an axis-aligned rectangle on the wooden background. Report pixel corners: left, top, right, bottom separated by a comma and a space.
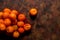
0, 0, 60, 40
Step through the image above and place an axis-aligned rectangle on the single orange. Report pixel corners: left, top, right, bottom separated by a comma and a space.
0, 12, 3, 18
0, 24, 6, 31
11, 10, 18, 15
3, 8, 11, 13
4, 18, 11, 26
29, 8, 37, 16
18, 27, 24, 33
24, 23, 31, 30
9, 13, 16, 20
3, 12, 9, 18
13, 31, 20, 38
18, 14, 26, 21
6, 26, 14, 33
0, 19, 4, 24
17, 21, 24, 27
13, 25, 18, 31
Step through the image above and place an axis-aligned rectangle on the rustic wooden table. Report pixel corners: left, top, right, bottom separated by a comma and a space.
0, 0, 60, 40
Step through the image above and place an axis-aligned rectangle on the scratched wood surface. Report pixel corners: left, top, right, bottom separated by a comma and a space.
0, 0, 60, 40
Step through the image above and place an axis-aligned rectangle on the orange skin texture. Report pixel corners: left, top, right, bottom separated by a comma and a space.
0, 24, 6, 31
18, 14, 26, 21
24, 24, 31, 30
3, 8, 11, 13
13, 31, 20, 38
6, 26, 14, 33
11, 10, 18, 15
9, 13, 16, 20
4, 19, 11, 26
0, 12, 3, 18
29, 8, 37, 16
0, 19, 4, 24
18, 28, 24, 33
13, 25, 18, 31
3, 12, 9, 18
17, 21, 24, 27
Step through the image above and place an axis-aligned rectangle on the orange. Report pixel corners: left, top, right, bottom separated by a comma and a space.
9, 13, 16, 20
3, 8, 11, 13
11, 10, 18, 15
0, 12, 3, 18
18, 14, 26, 21
3, 12, 9, 18
17, 21, 24, 27
29, 8, 37, 16
4, 18, 11, 26
24, 23, 31, 30
0, 19, 4, 24
13, 25, 18, 31
0, 24, 6, 31
18, 27, 24, 33
6, 26, 14, 33
13, 31, 20, 38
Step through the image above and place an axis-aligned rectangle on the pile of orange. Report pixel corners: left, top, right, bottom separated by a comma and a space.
0, 8, 31, 38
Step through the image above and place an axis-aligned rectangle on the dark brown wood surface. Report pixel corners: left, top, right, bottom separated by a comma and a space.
0, 0, 60, 40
